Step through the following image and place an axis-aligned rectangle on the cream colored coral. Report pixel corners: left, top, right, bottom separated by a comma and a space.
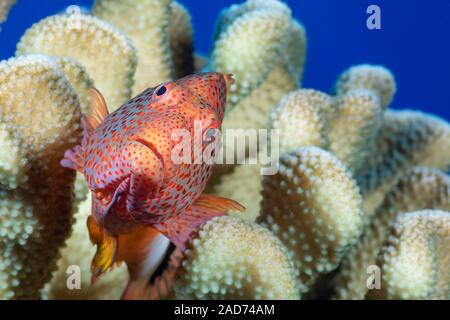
269, 89, 332, 154
367, 210, 450, 300
359, 110, 450, 217
16, 13, 137, 111
93, 0, 172, 95
282, 19, 307, 80
0, 55, 82, 298
0, 121, 28, 189
217, 65, 299, 182
222, 65, 299, 132
169, 1, 194, 78
53, 56, 94, 114
210, 0, 292, 107
211, 164, 262, 221
259, 147, 363, 289
328, 89, 383, 173
334, 64, 396, 109
43, 194, 129, 300
174, 216, 301, 299
0, 0, 15, 23
335, 167, 450, 300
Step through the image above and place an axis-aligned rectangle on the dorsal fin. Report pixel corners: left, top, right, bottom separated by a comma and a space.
85, 87, 109, 130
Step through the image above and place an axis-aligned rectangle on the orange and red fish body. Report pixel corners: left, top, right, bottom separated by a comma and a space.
61, 72, 244, 298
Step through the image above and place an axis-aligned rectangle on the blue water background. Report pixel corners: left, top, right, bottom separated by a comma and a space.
1, 0, 449, 121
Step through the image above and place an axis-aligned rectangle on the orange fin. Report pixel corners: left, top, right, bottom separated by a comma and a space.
84, 87, 109, 131
87, 215, 117, 283
154, 195, 244, 250
194, 194, 245, 213
60, 144, 84, 173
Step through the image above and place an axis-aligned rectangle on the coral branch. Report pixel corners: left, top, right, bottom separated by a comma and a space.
259, 147, 363, 290
367, 210, 450, 300
16, 13, 137, 111
0, 55, 82, 298
335, 167, 450, 299
174, 216, 301, 299
93, 0, 172, 94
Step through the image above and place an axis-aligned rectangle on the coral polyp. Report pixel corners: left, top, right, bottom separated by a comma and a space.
0, 0, 449, 300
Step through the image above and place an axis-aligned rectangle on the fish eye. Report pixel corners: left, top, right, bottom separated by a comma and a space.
156, 85, 167, 96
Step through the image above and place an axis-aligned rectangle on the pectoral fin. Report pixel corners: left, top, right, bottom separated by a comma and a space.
87, 215, 118, 283
193, 194, 245, 213
154, 194, 245, 250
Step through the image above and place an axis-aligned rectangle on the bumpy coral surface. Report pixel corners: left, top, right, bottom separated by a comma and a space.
0, 55, 82, 299
334, 64, 396, 110
210, 0, 292, 107
359, 110, 450, 218
328, 90, 382, 174
367, 210, 450, 300
16, 13, 137, 110
43, 194, 128, 300
335, 167, 450, 300
270, 89, 332, 154
93, 0, 173, 94
259, 147, 363, 290
174, 216, 301, 299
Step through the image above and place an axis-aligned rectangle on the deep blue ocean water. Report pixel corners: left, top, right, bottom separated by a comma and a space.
1, 0, 449, 121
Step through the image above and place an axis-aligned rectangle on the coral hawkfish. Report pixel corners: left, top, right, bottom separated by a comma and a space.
61, 72, 244, 299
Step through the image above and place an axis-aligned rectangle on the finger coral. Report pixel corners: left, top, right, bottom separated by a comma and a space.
209, 164, 262, 221
367, 210, 450, 300
93, 0, 173, 94
0, 55, 82, 299
43, 194, 129, 300
16, 13, 137, 110
259, 147, 363, 290
334, 167, 450, 300
359, 110, 450, 217
0, 0, 15, 23
209, 0, 292, 108
174, 216, 301, 299
168, 1, 195, 78
269, 89, 332, 154
334, 64, 396, 110
328, 89, 383, 174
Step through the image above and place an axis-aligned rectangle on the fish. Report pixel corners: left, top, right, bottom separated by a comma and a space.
61, 72, 244, 299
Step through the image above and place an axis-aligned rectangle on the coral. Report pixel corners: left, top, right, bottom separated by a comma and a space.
259, 147, 363, 290
210, 164, 262, 221
0, 55, 82, 298
0, 0, 15, 24
209, 0, 293, 108
328, 89, 383, 174
367, 210, 450, 300
335, 167, 450, 299
334, 64, 396, 110
93, 0, 172, 95
269, 89, 332, 154
359, 110, 450, 218
16, 13, 137, 110
174, 216, 301, 299
169, 1, 195, 78
52, 56, 94, 114
43, 194, 128, 300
